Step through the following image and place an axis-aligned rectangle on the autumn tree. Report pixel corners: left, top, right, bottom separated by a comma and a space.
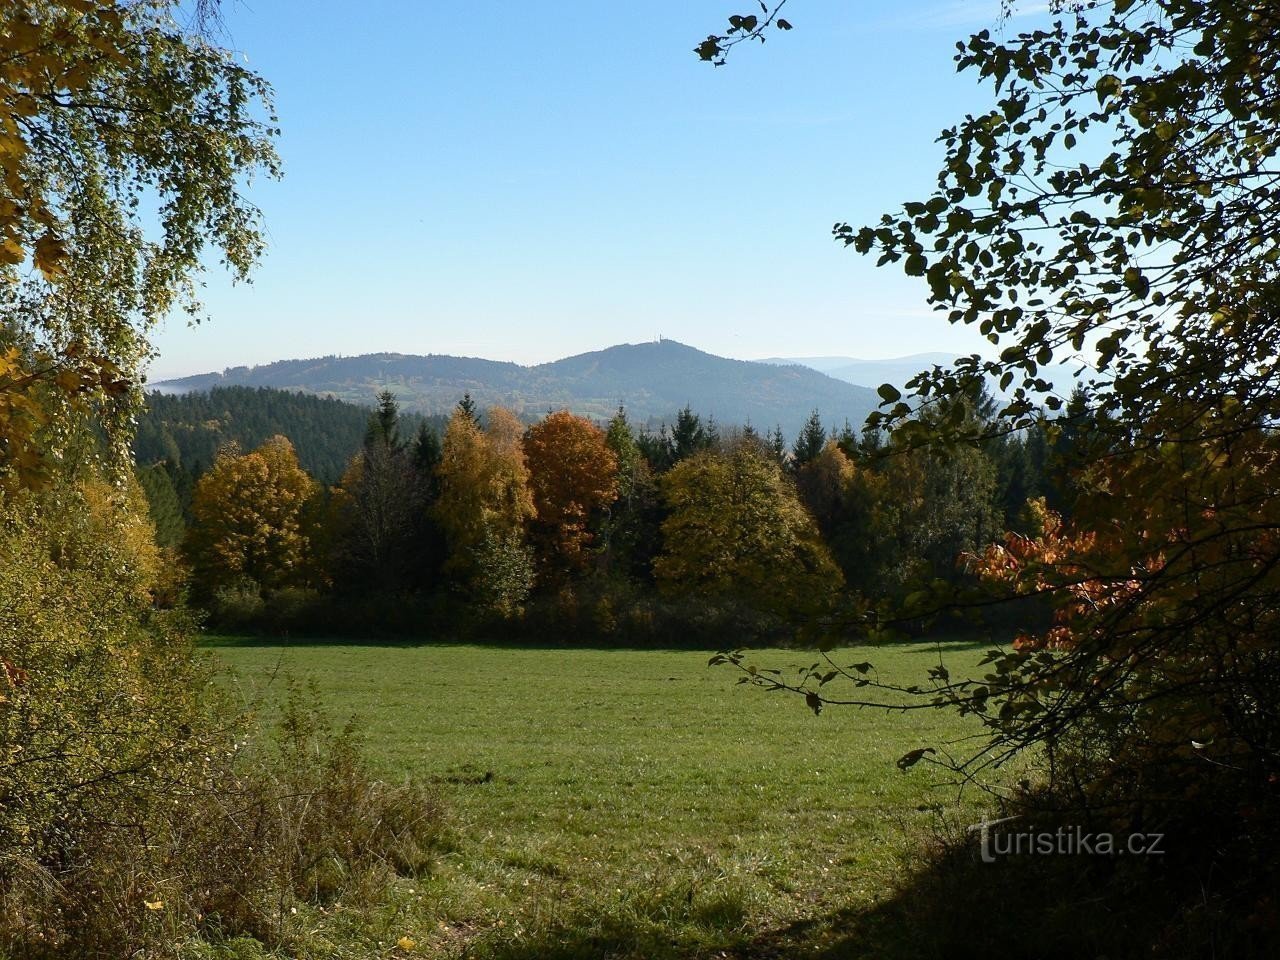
523, 410, 618, 575
185, 436, 315, 594
0, 0, 277, 489
825, 0, 1280, 796
434, 406, 536, 613
655, 440, 842, 619
796, 439, 858, 542
704, 9, 1280, 945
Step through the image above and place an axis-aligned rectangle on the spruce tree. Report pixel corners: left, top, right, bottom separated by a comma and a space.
791, 410, 826, 470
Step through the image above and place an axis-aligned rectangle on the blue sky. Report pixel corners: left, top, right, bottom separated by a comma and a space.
149, 1, 1049, 381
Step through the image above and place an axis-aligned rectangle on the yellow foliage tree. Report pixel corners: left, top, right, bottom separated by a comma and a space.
524, 410, 618, 574
185, 436, 315, 593
434, 407, 536, 612
0, 0, 277, 489
794, 440, 857, 530
655, 441, 842, 618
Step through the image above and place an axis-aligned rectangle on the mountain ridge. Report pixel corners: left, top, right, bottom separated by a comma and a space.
152, 340, 880, 438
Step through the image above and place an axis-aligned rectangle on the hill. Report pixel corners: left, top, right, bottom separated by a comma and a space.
761, 352, 965, 388
764, 352, 1086, 398
153, 340, 880, 438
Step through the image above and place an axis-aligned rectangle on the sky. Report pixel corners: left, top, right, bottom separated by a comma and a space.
148, 1, 1053, 381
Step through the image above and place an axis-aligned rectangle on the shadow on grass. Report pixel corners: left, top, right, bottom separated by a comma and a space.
459, 826, 1279, 960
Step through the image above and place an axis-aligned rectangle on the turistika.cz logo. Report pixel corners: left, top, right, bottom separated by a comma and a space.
968, 817, 1166, 863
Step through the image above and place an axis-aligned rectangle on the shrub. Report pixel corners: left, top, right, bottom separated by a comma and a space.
0, 480, 445, 957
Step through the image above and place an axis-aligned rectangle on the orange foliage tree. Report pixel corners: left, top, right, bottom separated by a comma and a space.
523, 411, 618, 575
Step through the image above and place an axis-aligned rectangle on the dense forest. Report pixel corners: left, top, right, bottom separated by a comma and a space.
145, 383, 1079, 640
136, 386, 447, 483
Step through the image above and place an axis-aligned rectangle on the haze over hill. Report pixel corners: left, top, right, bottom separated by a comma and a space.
153, 340, 880, 437
765, 352, 1086, 398
761, 352, 958, 387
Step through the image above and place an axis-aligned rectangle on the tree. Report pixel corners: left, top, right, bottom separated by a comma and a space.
605, 407, 642, 506
765, 424, 787, 465
871, 440, 1001, 594
794, 439, 855, 531
366, 390, 405, 452
328, 395, 418, 592
185, 436, 315, 593
523, 411, 618, 575
791, 409, 827, 470
602, 407, 663, 580
706, 8, 1280, 935
456, 392, 478, 424
407, 420, 447, 581
433, 406, 536, 613
134, 462, 184, 548
0, 0, 277, 489
669, 405, 716, 463
655, 441, 842, 619
834, 0, 1280, 792
636, 425, 674, 474
412, 421, 443, 477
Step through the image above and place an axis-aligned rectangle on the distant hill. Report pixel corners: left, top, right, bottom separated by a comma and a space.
761, 353, 962, 388
764, 352, 1085, 398
153, 340, 880, 439
135, 386, 443, 483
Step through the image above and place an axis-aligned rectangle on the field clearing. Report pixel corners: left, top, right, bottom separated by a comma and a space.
209, 638, 1001, 958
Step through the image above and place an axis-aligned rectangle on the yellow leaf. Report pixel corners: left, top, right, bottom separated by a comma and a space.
144, 899, 164, 911
396, 936, 416, 952
55, 369, 83, 393
34, 232, 67, 281
0, 236, 23, 265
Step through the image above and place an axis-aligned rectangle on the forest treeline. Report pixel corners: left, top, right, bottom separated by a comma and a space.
136, 386, 447, 484
136, 384, 1092, 641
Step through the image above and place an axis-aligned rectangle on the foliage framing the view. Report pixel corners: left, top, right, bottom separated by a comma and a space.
702, 0, 1280, 833
0, 0, 279, 488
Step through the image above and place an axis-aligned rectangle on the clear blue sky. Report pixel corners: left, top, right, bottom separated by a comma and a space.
148, 1, 1051, 381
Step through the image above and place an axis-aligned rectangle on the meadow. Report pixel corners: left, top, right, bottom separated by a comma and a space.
209, 638, 999, 959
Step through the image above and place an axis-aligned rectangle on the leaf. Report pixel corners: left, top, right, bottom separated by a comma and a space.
776, 18, 793, 30
877, 384, 902, 404
1123, 266, 1150, 299
805, 691, 822, 715
695, 38, 721, 61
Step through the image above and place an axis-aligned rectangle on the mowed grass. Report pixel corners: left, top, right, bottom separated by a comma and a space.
208, 638, 999, 958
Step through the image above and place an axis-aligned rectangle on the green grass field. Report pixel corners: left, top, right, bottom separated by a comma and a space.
209, 639, 997, 958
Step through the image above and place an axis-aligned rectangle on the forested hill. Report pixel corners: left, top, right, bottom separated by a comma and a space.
134, 386, 443, 482
153, 340, 880, 438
